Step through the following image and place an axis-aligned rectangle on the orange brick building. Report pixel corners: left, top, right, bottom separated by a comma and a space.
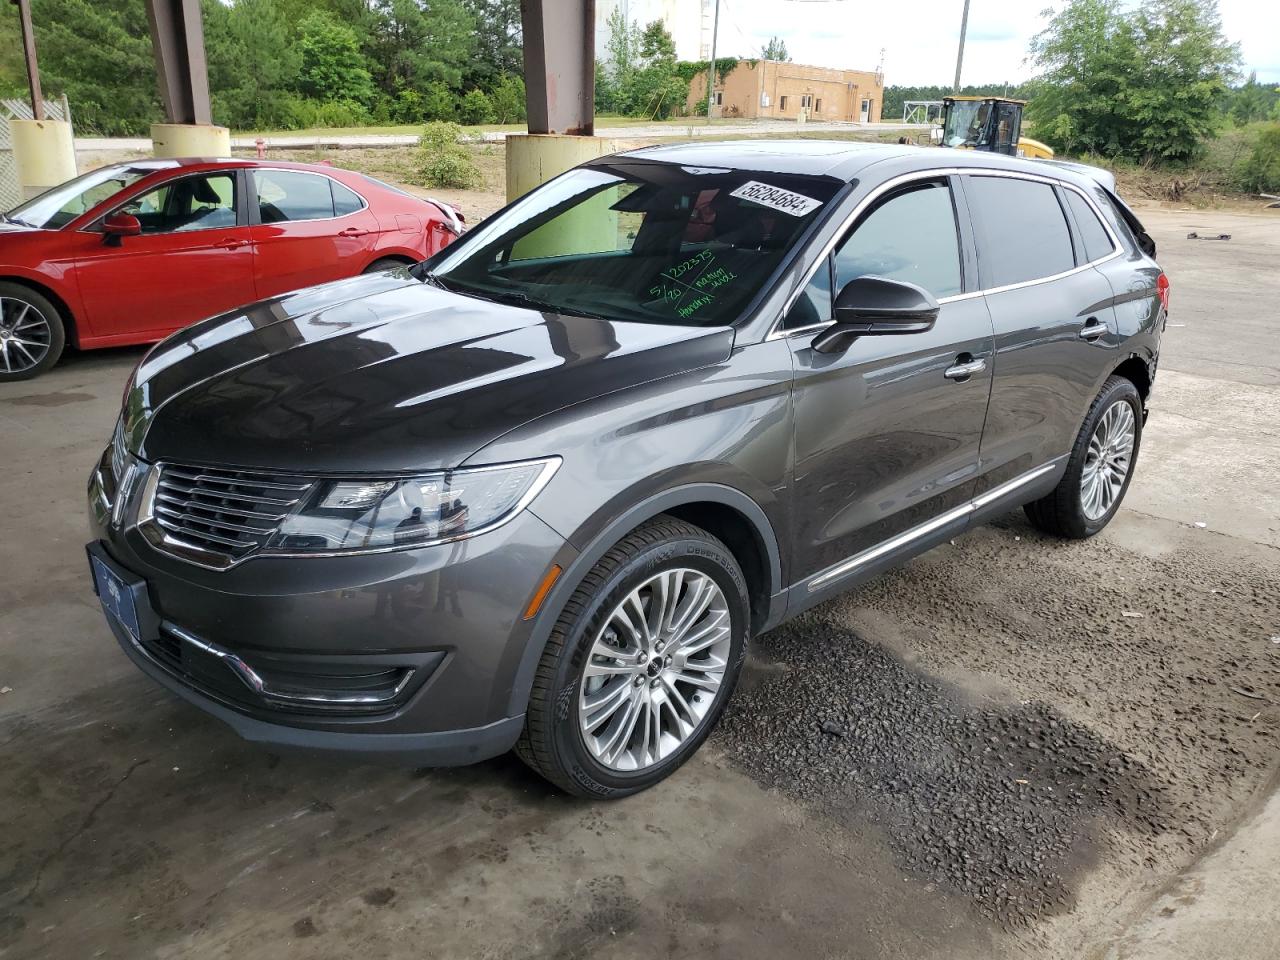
686, 59, 884, 123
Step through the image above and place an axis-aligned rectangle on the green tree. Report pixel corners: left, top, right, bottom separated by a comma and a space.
461, 0, 521, 88
1027, 0, 1240, 163
489, 74, 526, 123
1228, 72, 1279, 124
458, 88, 494, 124
760, 36, 790, 61
297, 10, 374, 104
205, 0, 302, 130
24, 0, 160, 135
366, 0, 476, 97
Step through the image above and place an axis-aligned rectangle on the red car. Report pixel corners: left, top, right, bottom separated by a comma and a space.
0, 158, 464, 380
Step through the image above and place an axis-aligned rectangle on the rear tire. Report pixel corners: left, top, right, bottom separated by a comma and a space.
1024, 375, 1143, 538
361, 258, 412, 274
0, 282, 65, 381
515, 515, 750, 798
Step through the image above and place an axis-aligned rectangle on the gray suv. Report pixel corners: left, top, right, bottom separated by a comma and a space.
88, 142, 1166, 797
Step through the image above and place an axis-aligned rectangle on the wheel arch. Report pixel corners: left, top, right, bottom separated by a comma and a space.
505, 483, 785, 718
1109, 353, 1152, 402
0, 274, 80, 346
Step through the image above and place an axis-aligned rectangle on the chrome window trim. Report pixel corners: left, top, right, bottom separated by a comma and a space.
251, 167, 370, 225
769, 166, 1124, 341
805, 458, 1063, 593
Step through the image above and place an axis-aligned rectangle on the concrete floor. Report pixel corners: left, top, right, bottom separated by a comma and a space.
1, 206, 1277, 959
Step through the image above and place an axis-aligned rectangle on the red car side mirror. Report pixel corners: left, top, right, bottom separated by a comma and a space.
102, 212, 142, 246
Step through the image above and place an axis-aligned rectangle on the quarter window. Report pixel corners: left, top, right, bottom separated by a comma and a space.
833, 180, 962, 299
1063, 189, 1115, 263
116, 173, 237, 234
965, 176, 1075, 287
255, 171, 359, 223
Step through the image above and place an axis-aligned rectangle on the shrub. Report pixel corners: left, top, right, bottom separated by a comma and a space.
1237, 123, 1280, 193
415, 121, 482, 189
459, 89, 496, 125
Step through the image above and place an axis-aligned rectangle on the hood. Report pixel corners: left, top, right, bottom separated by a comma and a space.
127, 272, 734, 473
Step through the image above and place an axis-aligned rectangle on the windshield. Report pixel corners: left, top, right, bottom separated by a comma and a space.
7, 164, 165, 229
943, 100, 992, 149
430, 162, 841, 327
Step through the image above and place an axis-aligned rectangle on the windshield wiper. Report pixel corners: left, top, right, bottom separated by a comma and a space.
431, 276, 612, 322
1, 213, 33, 227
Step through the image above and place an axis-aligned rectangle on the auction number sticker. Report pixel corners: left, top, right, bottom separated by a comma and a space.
729, 181, 823, 217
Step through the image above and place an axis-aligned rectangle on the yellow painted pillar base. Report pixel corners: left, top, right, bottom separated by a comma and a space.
151, 123, 231, 158
10, 119, 77, 200
505, 134, 619, 203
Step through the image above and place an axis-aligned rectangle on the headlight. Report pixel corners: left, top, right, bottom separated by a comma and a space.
264, 457, 560, 555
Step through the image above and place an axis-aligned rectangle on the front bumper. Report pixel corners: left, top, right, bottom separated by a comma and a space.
87, 469, 575, 764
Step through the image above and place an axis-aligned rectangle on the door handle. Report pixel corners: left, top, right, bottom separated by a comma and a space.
944, 355, 987, 381
338, 227, 370, 237
215, 237, 249, 249
1078, 317, 1108, 340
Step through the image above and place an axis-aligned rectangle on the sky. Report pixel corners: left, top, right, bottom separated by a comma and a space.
703, 0, 1280, 88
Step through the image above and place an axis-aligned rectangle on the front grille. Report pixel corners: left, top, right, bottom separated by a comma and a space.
151, 464, 313, 560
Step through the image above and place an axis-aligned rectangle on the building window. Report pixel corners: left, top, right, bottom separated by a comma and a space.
779, 95, 788, 110
814, 98, 822, 113
800, 94, 813, 109
714, 91, 723, 106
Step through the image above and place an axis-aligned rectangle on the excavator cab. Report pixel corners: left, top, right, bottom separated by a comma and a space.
940, 96, 1054, 159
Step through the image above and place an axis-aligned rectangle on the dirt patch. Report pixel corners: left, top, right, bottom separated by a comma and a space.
719, 628, 1170, 928
716, 513, 1280, 933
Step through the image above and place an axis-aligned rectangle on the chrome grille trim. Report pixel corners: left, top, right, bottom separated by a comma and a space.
146, 463, 314, 563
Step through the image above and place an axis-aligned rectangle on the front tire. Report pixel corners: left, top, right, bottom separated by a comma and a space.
516, 516, 750, 798
361, 257, 412, 274
1024, 375, 1143, 538
0, 282, 65, 381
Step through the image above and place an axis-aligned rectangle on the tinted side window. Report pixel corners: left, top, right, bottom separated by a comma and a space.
332, 180, 365, 216
256, 171, 335, 223
118, 173, 237, 234
1063, 189, 1115, 262
966, 176, 1075, 286
834, 181, 961, 298
784, 254, 833, 329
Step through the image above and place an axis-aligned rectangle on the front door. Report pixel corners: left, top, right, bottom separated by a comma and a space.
71, 170, 257, 343
248, 168, 381, 299
784, 177, 994, 588
860, 98, 871, 122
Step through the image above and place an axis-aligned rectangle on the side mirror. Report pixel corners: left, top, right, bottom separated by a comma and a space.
102, 212, 141, 247
811, 276, 940, 354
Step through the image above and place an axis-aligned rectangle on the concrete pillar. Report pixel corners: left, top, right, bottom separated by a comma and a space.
10, 119, 77, 200
150, 122, 230, 158
506, 134, 620, 257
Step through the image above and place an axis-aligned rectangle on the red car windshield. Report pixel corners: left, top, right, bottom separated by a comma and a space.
7, 164, 162, 230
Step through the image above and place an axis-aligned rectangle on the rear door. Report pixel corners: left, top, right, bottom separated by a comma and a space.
962, 172, 1120, 494
248, 169, 380, 298
784, 176, 995, 588
71, 170, 257, 342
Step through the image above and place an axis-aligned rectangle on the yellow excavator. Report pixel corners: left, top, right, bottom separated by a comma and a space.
938, 96, 1054, 159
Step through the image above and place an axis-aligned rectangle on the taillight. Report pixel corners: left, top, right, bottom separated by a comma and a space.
1157, 272, 1170, 312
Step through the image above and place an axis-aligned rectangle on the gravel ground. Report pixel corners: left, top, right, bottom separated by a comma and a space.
715, 511, 1280, 936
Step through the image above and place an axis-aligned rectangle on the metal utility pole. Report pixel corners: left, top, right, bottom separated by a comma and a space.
953, 0, 971, 93
14, 0, 44, 119
705, 0, 720, 123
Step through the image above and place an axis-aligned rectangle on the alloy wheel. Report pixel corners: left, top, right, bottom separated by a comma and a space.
578, 568, 732, 772
1080, 399, 1136, 520
0, 296, 52, 375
